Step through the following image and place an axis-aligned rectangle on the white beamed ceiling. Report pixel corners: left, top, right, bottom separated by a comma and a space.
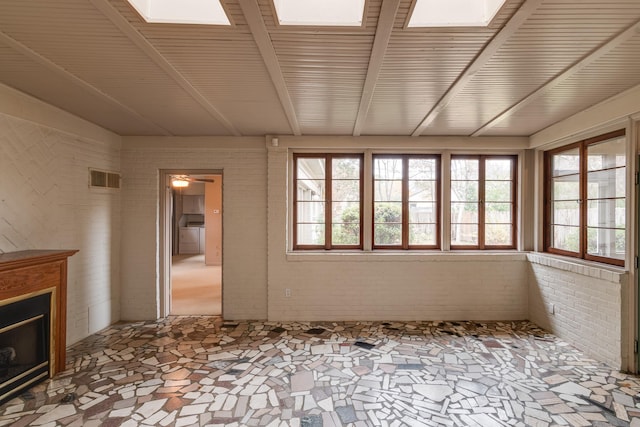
0, 0, 639, 137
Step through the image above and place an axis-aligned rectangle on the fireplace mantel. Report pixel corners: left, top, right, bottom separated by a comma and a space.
0, 250, 78, 375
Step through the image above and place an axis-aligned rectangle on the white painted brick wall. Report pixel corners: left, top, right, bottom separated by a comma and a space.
527, 253, 626, 369
120, 138, 268, 320
0, 110, 121, 346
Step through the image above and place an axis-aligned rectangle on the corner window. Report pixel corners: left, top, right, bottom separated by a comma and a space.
373, 155, 440, 249
451, 155, 517, 249
545, 130, 626, 266
293, 154, 363, 249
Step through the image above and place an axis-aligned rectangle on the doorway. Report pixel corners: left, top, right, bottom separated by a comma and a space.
160, 170, 223, 317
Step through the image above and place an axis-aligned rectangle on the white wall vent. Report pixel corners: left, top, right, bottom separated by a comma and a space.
89, 168, 121, 189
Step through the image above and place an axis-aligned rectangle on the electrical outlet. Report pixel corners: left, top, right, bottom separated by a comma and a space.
285, 288, 291, 297
547, 303, 555, 315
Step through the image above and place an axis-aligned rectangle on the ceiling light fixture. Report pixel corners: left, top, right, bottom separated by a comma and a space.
171, 177, 190, 188
407, 0, 506, 27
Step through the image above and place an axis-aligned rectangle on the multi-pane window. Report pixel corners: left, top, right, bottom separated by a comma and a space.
545, 130, 626, 266
450, 156, 516, 249
294, 154, 363, 249
373, 155, 440, 249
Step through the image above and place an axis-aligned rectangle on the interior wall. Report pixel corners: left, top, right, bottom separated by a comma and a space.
119, 137, 267, 320
0, 84, 122, 346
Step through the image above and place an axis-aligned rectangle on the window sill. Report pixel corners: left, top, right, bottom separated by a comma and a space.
286, 251, 528, 262
527, 252, 627, 283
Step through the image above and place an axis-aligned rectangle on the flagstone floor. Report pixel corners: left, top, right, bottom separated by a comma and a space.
1, 317, 640, 426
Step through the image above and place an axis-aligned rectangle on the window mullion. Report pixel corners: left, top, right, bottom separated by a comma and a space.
479, 156, 485, 249
402, 156, 409, 249
579, 143, 587, 259
325, 155, 332, 250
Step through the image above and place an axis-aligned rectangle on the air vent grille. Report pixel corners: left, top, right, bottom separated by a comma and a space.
89, 169, 120, 189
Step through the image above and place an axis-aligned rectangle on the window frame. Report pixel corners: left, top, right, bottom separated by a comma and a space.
543, 129, 626, 267
293, 153, 364, 250
371, 154, 441, 250
450, 155, 517, 250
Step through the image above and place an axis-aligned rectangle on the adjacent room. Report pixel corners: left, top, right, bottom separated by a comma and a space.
1, 0, 640, 425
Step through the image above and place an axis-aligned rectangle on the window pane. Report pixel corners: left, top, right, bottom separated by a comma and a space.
374, 202, 402, 223
409, 180, 436, 202
485, 159, 512, 180
485, 181, 511, 202
409, 224, 436, 245
297, 224, 324, 245
451, 202, 478, 223
297, 179, 325, 201
451, 158, 479, 180
374, 180, 402, 201
587, 137, 625, 171
374, 223, 401, 245
332, 179, 360, 201
451, 224, 478, 246
551, 148, 579, 177
409, 202, 436, 224
408, 158, 437, 180
332, 201, 360, 223
551, 201, 580, 226
587, 169, 625, 199
332, 157, 360, 179
297, 201, 325, 223
552, 176, 580, 201
552, 225, 579, 252
332, 223, 360, 246
374, 158, 402, 179
485, 224, 512, 246
297, 157, 325, 179
485, 203, 512, 223
587, 199, 625, 229
451, 181, 478, 202
587, 227, 624, 260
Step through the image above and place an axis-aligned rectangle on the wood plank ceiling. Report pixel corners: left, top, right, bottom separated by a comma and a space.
0, 0, 639, 137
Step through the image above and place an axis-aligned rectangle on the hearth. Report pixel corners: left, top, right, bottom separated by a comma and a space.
0, 292, 51, 405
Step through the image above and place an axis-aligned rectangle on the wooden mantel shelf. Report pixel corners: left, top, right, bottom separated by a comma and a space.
0, 249, 78, 375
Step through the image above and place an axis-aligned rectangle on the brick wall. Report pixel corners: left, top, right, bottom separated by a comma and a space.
0, 107, 121, 346
119, 137, 268, 320
528, 253, 627, 368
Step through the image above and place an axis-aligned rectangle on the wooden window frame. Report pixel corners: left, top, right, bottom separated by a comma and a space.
543, 129, 626, 267
450, 155, 517, 250
293, 153, 364, 250
372, 154, 441, 250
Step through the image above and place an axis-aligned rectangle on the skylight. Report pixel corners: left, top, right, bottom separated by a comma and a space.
273, 0, 365, 26
127, 0, 231, 25
407, 0, 506, 27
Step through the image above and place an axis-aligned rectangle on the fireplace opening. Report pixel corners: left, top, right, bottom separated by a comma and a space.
0, 292, 51, 405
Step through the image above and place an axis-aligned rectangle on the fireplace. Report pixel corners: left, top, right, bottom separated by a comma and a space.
0, 250, 77, 405
0, 292, 52, 405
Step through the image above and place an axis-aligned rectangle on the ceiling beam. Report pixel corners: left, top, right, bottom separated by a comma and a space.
411, 0, 544, 137
239, 0, 301, 136
90, 0, 241, 136
0, 30, 172, 136
352, 0, 401, 137
472, 18, 640, 137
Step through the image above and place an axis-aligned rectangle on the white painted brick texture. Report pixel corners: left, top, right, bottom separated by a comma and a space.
0, 112, 121, 346
528, 254, 626, 369
120, 139, 267, 320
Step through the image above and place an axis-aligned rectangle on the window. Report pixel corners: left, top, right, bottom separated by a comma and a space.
272, 0, 365, 26
407, 0, 506, 27
545, 130, 626, 266
373, 155, 440, 249
127, 0, 231, 25
294, 154, 363, 249
450, 156, 517, 249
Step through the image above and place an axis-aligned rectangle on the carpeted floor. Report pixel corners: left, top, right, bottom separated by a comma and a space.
171, 254, 221, 315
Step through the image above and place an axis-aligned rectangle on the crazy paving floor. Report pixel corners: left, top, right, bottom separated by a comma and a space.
1, 318, 640, 427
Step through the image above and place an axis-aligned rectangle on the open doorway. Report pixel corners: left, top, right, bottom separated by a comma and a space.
160, 170, 222, 317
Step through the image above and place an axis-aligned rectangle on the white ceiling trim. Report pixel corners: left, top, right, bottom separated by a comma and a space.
352, 0, 401, 137
0, 30, 172, 136
89, 0, 241, 136
410, 0, 544, 137
472, 18, 640, 137
239, 0, 301, 136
